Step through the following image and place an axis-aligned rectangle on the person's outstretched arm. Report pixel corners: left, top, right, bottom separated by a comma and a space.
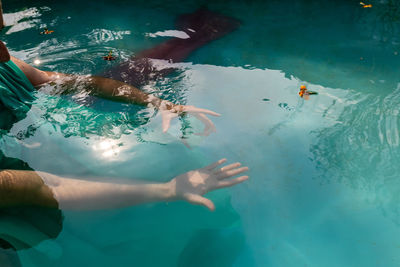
0, 159, 248, 211
9, 55, 218, 135
70, 75, 220, 135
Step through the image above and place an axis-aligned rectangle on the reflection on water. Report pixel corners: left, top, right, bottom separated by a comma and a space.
3, 7, 46, 35
86, 29, 132, 45
93, 139, 122, 158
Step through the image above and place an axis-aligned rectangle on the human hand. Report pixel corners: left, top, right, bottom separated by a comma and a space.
159, 102, 220, 136
168, 159, 249, 211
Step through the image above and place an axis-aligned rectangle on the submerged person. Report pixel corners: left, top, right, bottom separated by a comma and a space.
0, 6, 246, 267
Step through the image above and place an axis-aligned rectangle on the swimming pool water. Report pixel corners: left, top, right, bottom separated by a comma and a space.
2, 0, 400, 266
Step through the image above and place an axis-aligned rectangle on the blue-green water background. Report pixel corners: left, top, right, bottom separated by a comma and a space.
2, 0, 400, 266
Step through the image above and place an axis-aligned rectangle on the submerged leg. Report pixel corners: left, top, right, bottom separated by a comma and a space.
101, 8, 240, 87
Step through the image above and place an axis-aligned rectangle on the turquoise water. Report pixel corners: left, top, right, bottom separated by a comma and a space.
2, 0, 400, 266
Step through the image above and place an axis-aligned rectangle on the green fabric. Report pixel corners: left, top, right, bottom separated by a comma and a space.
0, 59, 35, 170
0, 60, 63, 251
0, 60, 35, 131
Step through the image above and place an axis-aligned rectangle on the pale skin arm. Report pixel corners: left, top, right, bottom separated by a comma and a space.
10, 55, 218, 135
0, 159, 249, 211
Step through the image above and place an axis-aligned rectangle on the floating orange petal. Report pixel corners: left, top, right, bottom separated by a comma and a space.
103, 51, 116, 61
360, 2, 372, 8
40, 28, 54, 35
103, 55, 116, 61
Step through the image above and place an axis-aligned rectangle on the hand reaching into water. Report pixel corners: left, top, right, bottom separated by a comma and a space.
168, 158, 249, 211
159, 102, 220, 136
18, 63, 220, 136
1, 159, 248, 211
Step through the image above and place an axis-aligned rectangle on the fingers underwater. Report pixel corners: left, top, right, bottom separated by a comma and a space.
185, 193, 215, 211
186, 106, 221, 117
219, 166, 249, 179
217, 162, 241, 173
193, 113, 216, 136
161, 111, 178, 133
204, 158, 227, 170
162, 119, 170, 133
217, 175, 249, 189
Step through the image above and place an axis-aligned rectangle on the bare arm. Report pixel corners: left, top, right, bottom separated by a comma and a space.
70, 75, 168, 108
10, 56, 219, 134
37, 171, 174, 210
5, 34, 220, 133
0, 169, 58, 208
0, 169, 172, 210
10, 56, 163, 107
0, 159, 248, 211
11, 56, 169, 108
